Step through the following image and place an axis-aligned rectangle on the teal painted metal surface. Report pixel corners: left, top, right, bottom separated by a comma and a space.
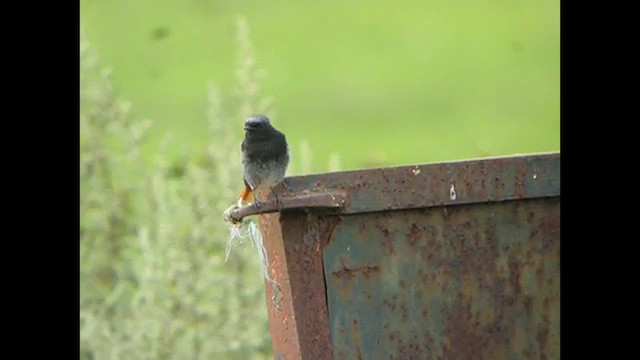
323, 198, 559, 359
257, 153, 560, 359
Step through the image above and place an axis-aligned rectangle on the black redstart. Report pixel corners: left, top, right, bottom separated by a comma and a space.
238, 115, 289, 207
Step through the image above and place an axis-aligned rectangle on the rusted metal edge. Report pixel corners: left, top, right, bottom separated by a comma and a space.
276, 152, 559, 215
228, 152, 559, 219
261, 213, 338, 360
226, 191, 346, 223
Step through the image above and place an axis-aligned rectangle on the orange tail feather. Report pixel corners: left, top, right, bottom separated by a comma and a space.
238, 183, 253, 206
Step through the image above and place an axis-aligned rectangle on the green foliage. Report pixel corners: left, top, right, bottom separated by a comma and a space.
80, 19, 278, 359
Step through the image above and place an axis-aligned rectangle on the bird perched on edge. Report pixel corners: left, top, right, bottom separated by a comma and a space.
238, 115, 289, 207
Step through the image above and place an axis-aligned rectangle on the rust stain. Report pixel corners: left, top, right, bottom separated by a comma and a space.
508, 258, 522, 294
333, 263, 380, 279
515, 165, 528, 198
541, 217, 560, 245
406, 223, 421, 246
352, 318, 363, 360
376, 222, 396, 256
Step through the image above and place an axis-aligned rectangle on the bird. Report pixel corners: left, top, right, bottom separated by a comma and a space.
238, 115, 289, 208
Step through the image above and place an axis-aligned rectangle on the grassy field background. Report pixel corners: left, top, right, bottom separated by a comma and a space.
81, 0, 559, 171
80, 1, 559, 359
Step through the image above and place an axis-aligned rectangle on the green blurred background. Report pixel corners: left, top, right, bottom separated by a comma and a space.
81, 0, 559, 171
80, 1, 559, 358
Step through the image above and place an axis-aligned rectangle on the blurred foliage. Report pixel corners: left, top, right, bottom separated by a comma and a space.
80, 18, 279, 359
80, 0, 559, 170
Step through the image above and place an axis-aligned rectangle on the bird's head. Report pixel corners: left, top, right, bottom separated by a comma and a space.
244, 115, 272, 132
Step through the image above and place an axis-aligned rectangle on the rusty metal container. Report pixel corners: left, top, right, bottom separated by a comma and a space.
246, 152, 559, 360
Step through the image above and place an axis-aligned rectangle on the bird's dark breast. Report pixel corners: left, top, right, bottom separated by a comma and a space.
242, 131, 288, 162
242, 130, 289, 190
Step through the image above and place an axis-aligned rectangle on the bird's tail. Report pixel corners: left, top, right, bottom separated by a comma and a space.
237, 182, 254, 207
